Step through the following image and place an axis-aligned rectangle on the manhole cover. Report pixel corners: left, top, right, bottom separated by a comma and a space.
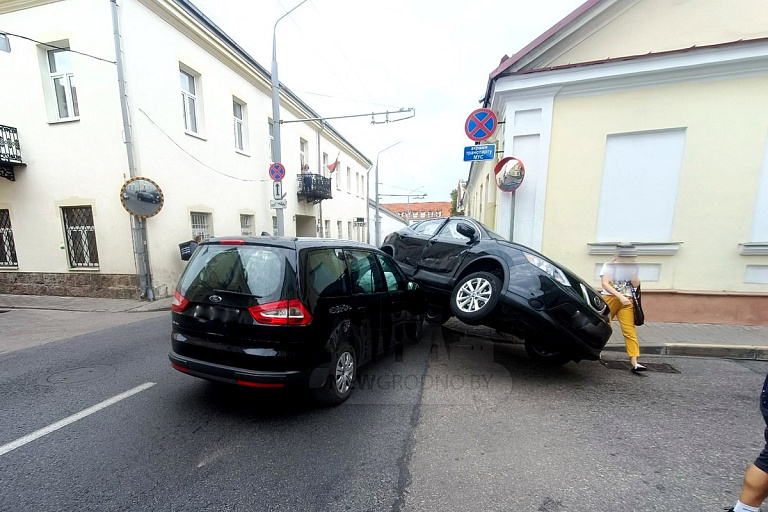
46, 366, 116, 385
600, 360, 680, 374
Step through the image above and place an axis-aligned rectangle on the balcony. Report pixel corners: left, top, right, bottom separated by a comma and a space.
296, 173, 332, 204
0, 125, 24, 182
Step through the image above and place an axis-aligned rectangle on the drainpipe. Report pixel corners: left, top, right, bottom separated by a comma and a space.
111, 0, 153, 300
317, 122, 323, 237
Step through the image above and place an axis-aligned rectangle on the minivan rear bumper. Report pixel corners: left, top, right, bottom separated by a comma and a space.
169, 351, 331, 389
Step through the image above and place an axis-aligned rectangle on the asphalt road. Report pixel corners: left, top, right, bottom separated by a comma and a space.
0, 316, 765, 511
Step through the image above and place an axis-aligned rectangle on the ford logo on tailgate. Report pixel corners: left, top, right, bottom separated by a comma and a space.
209, 295, 222, 303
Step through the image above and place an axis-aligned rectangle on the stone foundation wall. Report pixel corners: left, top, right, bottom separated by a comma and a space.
643, 291, 768, 326
0, 272, 140, 299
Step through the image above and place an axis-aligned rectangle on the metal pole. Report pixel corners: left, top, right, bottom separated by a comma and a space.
271, 0, 307, 236
374, 140, 401, 247
111, 0, 153, 300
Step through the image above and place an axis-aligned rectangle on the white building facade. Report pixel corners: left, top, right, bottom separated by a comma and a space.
0, 0, 371, 299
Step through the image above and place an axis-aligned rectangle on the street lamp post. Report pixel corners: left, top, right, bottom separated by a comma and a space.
271, 0, 307, 236
366, 141, 401, 246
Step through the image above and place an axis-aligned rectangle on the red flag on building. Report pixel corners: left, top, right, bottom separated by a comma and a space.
327, 152, 340, 173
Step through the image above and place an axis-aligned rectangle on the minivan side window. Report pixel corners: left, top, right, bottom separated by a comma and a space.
306, 248, 349, 297
346, 250, 384, 294
376, 254, 406, 292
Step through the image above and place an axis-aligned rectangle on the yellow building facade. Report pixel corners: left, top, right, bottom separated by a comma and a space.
464, 0, 768, 324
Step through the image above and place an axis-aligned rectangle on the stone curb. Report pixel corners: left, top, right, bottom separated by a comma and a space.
600, 343, 768, 361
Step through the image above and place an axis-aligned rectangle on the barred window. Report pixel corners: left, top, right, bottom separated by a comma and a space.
272, 216, 278, 236
62, 206, 98, 267
0, 209, 18, 267
240, 214, 254, 236
191, 212, 212, 239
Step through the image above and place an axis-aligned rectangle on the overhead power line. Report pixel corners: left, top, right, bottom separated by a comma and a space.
0, 30, 116, 64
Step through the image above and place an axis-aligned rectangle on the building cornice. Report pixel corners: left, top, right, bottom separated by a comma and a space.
0, 0, 62, 15
493, 39, 768, 102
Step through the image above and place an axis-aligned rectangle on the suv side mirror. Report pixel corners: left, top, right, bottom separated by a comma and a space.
456, 222, 477, 241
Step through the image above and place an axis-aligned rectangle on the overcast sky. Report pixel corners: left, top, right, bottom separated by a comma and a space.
191, 0, 585, 204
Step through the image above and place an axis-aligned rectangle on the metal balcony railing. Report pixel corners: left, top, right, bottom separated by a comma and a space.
0, 125, 23, 182
296, 173, 332, 204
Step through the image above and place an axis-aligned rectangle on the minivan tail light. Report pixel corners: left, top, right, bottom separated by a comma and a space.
172, 290, 189, 312
249, 299, 312, 325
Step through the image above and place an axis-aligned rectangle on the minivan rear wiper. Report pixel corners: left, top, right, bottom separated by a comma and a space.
212, 289, 262, 298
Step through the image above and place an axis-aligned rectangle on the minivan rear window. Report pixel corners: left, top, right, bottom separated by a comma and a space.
178, 244, 295, 304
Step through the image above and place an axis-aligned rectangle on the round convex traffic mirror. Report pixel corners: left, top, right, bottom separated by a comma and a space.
120, 177, 164, 218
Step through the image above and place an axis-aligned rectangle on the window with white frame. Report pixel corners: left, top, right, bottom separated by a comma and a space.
596, 129, 685, 242
337, 221, 342, 238
272, 216, 278, 236
240, 214, 254, 236
750, 136, 768, 242
233, 99, 245, 151
180, 69, 199, 134
347, 167, 351, 193
190, 212, 212, 239
324, 220, 331, 239
0, 209, 18, 267
300, 139, 308, 168
355, 172, 361, 197
48, 48, 79, 121
348, 221, 352, 240
62, 206, 98, 267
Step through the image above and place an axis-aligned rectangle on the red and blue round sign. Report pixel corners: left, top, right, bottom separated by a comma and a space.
465, 108, 498, 142
269, 163, 286, 181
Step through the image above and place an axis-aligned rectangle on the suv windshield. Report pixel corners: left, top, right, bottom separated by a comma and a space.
179, 244, 295, 303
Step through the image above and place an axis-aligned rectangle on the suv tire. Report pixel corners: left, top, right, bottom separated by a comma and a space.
449, 271, 502, 324
311, 341, 356, 406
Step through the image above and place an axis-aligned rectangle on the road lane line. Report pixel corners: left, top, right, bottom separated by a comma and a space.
0, 382, 156, 457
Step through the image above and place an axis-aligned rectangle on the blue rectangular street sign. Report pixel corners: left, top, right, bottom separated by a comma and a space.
463, 144, 496, 161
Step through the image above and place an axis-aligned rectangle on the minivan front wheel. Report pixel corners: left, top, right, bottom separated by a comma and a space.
449, 271, 502, 324
312, 342, 356, 406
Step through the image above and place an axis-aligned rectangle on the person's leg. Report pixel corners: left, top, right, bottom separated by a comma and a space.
738, 463, 768, 506
615, 300, 641, 368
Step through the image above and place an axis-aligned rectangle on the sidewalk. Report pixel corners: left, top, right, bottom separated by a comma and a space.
0, 293, 173, 313
1, 294, 767, 360
443, 317, 768, 361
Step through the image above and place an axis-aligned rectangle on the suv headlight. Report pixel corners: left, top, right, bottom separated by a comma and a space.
523, 253, 571, 287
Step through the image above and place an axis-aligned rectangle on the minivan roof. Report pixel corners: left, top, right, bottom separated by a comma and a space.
201, 236, 379, 251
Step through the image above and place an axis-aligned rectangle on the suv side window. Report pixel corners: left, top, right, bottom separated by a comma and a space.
346, 250, 384, 294
412, 219, 443, 236
306, 248, 349, 297
436, 219, 471, 241
376, 253, 406, 292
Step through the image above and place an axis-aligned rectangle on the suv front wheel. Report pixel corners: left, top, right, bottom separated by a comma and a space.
312, 341, 356, 406
449, 271, 502, 324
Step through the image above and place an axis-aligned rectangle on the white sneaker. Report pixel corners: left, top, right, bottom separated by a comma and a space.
631, 363, 647, 372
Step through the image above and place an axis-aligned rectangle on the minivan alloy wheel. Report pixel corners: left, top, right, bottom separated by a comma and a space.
456, 277, 493, 313
335, 351, 355, 394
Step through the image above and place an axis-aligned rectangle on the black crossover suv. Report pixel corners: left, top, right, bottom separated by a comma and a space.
381, 216, 612, 365
170, 237, 425, 405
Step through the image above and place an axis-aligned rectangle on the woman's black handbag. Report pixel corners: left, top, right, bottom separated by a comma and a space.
630, 284, 645, 326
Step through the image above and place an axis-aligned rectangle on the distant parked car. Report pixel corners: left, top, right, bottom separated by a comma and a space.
136, 190, 160, 203
381, 216, 612, 365
169, 237, 425, 405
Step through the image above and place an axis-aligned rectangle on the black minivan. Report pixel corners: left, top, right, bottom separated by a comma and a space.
169, 237, 425, 405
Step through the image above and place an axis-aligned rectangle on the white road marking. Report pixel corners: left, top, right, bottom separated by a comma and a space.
0, 382, 156, 457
